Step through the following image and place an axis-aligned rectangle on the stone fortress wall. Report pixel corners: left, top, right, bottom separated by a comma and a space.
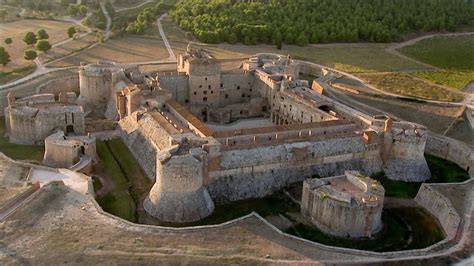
301, 171, 384, 238
4, 92, 85, 144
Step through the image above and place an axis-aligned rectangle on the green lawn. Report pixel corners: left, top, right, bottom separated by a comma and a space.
286, 207, 444, 252
94, 139, 151, 222
95, 140, 136, 222
372, 154, 470, 199
400, 35, 474, 90
425, 154, 471, 183
0, 119, 44, 161
400, 35, 474, 70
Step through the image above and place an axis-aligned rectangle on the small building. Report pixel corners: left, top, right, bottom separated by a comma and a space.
301, 171, 385, 238
43, 130, 96, 174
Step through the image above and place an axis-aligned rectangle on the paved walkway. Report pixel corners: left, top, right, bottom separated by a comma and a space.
30, 168, 88, 194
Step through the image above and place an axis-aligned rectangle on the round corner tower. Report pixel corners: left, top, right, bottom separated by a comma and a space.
78, 63, 116, 108
143, 148, 215, 223
301, 171, 385, 238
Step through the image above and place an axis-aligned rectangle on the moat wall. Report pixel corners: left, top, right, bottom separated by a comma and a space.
414, 183, 461, 240
425, 133, 474, 177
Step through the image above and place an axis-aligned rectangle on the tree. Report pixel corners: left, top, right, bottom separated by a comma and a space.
37, 29, 49, 40
79, 5, 88, 16
36, 40, 52, 53
227, 33, 238, 44
295, 34, 309, 46
4, 38, 12, 45
0, 8, 7, 21
23, 32, 37, 45
67, 26, 77, 38
24, 49, 37, 61
96, 31, 104, 43
0, 46, 11, 66
273, 31, 282, 50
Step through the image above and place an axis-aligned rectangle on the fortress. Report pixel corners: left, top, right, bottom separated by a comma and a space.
3, 46, 433, 223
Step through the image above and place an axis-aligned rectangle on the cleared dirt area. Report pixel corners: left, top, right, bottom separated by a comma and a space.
0, 183, 355, 264
0, 178, 471, 264
0, 19, 76, 71
0, 156, 29, 208
48, 36, 169, 68
39, 34, 97, 65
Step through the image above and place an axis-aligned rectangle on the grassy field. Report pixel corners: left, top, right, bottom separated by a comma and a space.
0, 19, 75, 72
204, 43, 430, 73
357, 73, 465, 102
413, 70, 474, 90
286, 207, 444, 252
49, 36, 169, 68
400, 35, 474, 70
0, 119, 44, 161
95, 140, 136, 221
94, 139, 151, 223
400, 35, 474, 90
157, 17, 429, 73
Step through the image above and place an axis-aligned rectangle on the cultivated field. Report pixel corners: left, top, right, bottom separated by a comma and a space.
48, 36, 169, 68
357, 73, 465, 102
0, 19, 76, 71
400, 35, 474, 90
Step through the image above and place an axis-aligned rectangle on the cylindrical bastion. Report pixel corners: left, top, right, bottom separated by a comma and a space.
301, 171, 385, 238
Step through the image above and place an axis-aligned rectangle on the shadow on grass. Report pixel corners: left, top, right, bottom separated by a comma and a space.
0, 119, 44, 161
285, 207, 444, 252
372, 154, 470, 199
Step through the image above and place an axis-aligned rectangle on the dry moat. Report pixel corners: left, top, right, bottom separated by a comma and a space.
92, 139, 469, 252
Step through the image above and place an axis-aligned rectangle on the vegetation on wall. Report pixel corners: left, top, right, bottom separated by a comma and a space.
170, 0, 474, 45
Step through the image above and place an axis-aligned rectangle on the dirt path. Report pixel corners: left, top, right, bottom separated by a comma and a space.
100, 2, 111, 41
116, 0, 153, 12
156, 13, 176, 62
